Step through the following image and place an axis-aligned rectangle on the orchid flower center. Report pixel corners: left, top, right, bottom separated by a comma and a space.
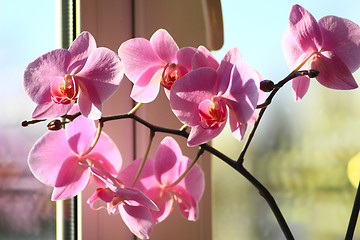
50, 74, 78, 104
161, 63, 187, 90
198, 96, 227, 129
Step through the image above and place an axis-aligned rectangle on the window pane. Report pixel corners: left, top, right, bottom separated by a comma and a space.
212, 1, 360, 239
0, 1, 56, 239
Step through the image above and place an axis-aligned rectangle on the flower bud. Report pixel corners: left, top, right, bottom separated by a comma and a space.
308, 69, 319, 78
47, 119, 63, 131
260, 80, 275, 92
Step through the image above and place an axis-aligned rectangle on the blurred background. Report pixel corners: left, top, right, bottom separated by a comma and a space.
212, 0, 360, 239
1, 0, 360, 239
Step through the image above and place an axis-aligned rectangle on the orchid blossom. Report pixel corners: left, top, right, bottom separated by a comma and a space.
118, 29, 217, 102
117, 137, 205, 224
170, 47, 260, 146
85, 165, 158, 239
24, 31, 123, 119
28, 107, 122, 200
282, 4, 360, 101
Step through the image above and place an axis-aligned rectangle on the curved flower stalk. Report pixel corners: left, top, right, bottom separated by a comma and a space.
85, 165, 158, 240
24, 31, 124, 120
117, 137, 205, 224
118, 29, 217, 102
28, 107, 122, 200
170, 47, 261, 146
282, 4, 360, 101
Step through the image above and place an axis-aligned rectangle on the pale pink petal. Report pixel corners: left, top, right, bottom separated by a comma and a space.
150, 29, 179, 63
76, 47, 123, 119
114, 187, 158, 211
154, 137, 182, 185
217, 47, 243, 93
90, 132, 122, 173
228, 111, 248, 141
118, 38, 163, 83
223, 61, 259, 124
311, 51, 358, 90
28, 129, 73, 186
145, 187, 173, 224
130, 69, 162, 103
292, 75, 311, 101
319, 16, 360, 72
52, 156, 90, 200
176, 47, 198, 70
170, 67, 218, 126
87, 188, 113, 210
178, 157, 205, 202
65, 114, 96, 155
187, 123, 226, 147
119, 204, 154, 239
117, 158, 156, 192
171, 186, 198, 221
68, 31, 97, 74
194, 46, 219, 70
23, 49, 72, 119
288, 4, 322, 52
282, 28, 305, 69
32, 101, 74, 119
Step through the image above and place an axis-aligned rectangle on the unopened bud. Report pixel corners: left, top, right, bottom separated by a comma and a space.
260, 80, 275, 92
308, 69, 319, 78
47, 119, 63, 131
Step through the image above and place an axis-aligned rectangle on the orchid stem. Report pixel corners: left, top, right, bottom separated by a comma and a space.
83, 121, 103, 156
128, 102, 143, 115
131, 130, 155, 187
345, 180, 360, 240
168, 147, 204, 188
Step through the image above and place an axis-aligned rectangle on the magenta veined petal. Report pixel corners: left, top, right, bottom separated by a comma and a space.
150, 29, 179, 63
171, 185, 198, 221
187, 123, 226, 147
288, 4, 322, 52
145, 187, 173, 224
130, 69, 162, 103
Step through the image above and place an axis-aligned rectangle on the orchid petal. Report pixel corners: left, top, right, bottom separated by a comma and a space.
68, 31, 97, 74
171, 186, 198, 221
52, 157, 90, 200
154, 137, 182, 185
119, 204, 154, 240
170, 67, 218, 126
65, 114, 96, 155
311, 51, 358, 90
288, 4, 322, 52
178, 157, 205, 202
176, 47, 198, 70
150, 29, 179, 63
130, 69, 162, 103
145, 187, 173, 224
118, 38, 163, 83
292, 75, 311, 101
319, 16, 360, 73
28, 129, 73, 186
228, 110, 248, 141
187, 123, 226, 147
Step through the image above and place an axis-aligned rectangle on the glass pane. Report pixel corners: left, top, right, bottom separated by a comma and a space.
212, 1, 360, 239
0, 1, 57, 239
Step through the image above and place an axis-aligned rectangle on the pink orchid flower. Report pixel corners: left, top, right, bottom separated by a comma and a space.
170, 47, 260, 146
282, 4, 360, 101
118, 29, 217, 102
85, 165, 158, 240
117, 137, 205, 224
28, 107, 122, 200
24, 31, 123, 119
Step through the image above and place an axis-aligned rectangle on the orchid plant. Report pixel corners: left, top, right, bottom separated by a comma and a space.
21, 4, 360, 240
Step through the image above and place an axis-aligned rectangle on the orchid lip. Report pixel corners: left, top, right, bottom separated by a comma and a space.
161, 63, 187, 90
50, 74, 79, 104
198, 97, 227, 129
